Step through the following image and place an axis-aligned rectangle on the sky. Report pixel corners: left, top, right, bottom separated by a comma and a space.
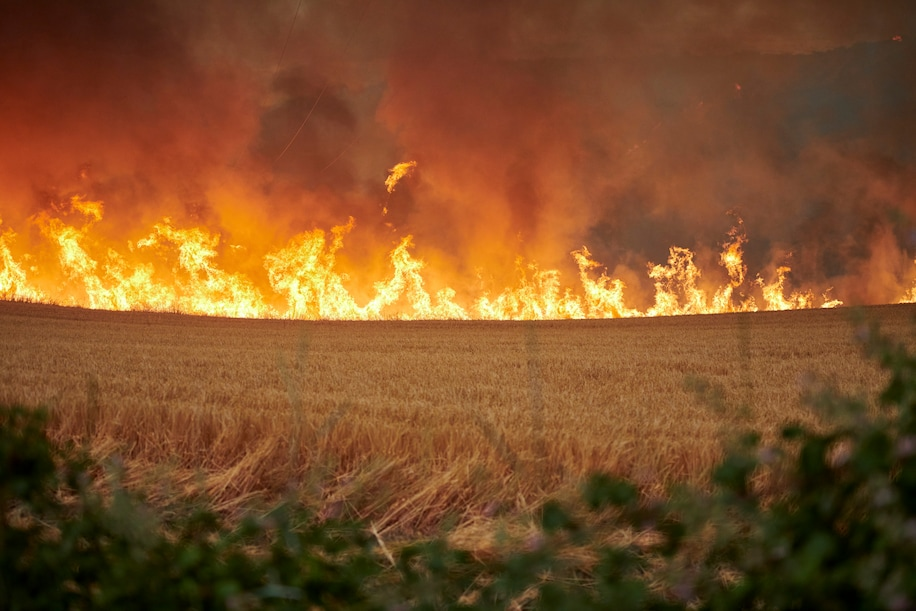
1, 0, 915, 308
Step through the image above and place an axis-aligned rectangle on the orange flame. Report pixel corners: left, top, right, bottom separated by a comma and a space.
757, 266, 813, 311
642, 224, 756, 317
385, 160, 418, 194
264, 218, 361, 319
572, 247, 640, 318
476, 258, 583, 320
136, 220, 266, 318
0, 185, 879, 319
32, 196, 113, 309
0, 218, 42, 302
899, 262, 916, 304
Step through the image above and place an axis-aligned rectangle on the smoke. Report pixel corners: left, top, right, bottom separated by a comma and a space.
1, 0, 915, 304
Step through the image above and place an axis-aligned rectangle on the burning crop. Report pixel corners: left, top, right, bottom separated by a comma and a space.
1, 188, 857, 319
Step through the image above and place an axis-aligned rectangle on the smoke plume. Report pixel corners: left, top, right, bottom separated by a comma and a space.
1, 0, 915, 310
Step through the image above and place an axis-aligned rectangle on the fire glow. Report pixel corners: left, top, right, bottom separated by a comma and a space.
7, 177, 902, 320
3, 3, 913, 321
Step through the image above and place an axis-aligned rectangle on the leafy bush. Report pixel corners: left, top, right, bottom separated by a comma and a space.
2, 321, 916, 609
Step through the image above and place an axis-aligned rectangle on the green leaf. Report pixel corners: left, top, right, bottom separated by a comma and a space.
582, 473, 638, 510
540, 500, 574, 533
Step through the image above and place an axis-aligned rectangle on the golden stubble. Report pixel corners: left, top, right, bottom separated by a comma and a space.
0, 301, 911, 534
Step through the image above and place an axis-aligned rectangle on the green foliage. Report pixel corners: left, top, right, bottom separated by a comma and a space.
3, 321, 916, 608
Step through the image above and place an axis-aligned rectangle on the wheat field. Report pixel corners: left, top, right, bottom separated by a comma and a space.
1, 301, 912, 534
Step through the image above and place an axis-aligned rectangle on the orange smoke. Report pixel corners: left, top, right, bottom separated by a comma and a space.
1, 2, 914, 317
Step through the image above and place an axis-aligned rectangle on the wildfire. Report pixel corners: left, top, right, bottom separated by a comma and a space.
264, 218, 360, 319
136, 220, 266, 318
476, 259, 583, 320
0, 178, 875, 321
572, 247, 640, 318
899, 263, 916, 305
757, 266, 813, 311
385, 161, 418, 194
0, 219, 42, 302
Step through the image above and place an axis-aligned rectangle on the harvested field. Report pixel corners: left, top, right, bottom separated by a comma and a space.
1, 300, 913, 534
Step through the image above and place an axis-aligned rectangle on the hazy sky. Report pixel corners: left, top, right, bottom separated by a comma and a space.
1, 0, 914, 305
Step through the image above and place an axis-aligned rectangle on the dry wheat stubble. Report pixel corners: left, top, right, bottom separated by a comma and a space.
0, 300, 912, 531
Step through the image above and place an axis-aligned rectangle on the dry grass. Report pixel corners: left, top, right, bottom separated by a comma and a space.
1, 301, 913, 535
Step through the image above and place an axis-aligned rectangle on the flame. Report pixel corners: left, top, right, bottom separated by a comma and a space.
70, 196, 104, 222
647, 247, 708, 316
711, 222, 756, 313
32, 196, 112, 309
385, 160, 418, 194
719, 222, 748, 287
572, 247, 640, 318
136, 220, 267, 318
264, 218, 362, 319
899, 262, 916, 304
820, 289, 843, 309
476, 259, 584, 320
0, 183, 895, 320
757, 266, 813, 311
0, 219, 42, 302
263, 223, 468, 320
642, 224, 755, 317
367, 236, 469, 320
